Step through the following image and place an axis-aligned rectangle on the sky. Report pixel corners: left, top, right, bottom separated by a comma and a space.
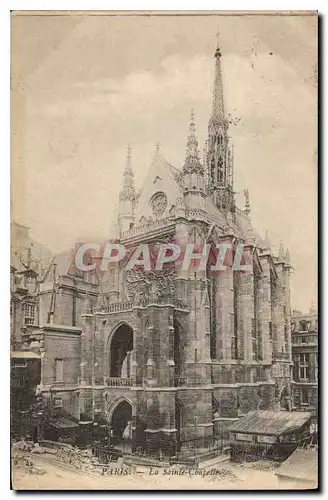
11, 12, 317, 312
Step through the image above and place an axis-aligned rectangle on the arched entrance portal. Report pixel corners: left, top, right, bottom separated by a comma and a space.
110, 324, 133, 378
110, 399, 133, 453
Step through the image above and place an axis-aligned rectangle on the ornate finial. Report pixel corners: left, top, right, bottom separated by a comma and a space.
285, 248, 291, 264
243, 189, 251, 216
278, 241, 285, 261
215, 28, 222, 57
120, 145, 135, 201
155, 141, 161, 154
124, 144, 133, 174
183, 110, 203, 174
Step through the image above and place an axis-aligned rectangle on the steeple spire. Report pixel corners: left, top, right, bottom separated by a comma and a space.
118, 146, 136, 233
183, 109, 203, 173
206, 30, 234, 212
182, 110, 205, 199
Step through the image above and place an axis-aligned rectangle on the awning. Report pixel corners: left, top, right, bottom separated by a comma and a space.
11, 351, 41, 360
49, 417, 79, 430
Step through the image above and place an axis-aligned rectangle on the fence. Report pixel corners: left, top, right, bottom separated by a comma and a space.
169, 432, 230, 465
92, 444, 123, 464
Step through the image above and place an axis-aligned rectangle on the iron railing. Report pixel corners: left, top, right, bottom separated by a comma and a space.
104, 377, 133, 387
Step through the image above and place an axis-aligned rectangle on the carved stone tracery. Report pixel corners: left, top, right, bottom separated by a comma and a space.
149, 192, 168, 218
126, 270, 175, 306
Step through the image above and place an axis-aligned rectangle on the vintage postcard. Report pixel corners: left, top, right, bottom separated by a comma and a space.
10, 10, 318, 490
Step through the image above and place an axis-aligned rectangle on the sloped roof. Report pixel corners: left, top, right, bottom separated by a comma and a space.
133, 151, 184, 223
228, 410, 312, 436
205, 197, 266, 248
54, 249, 75, 277
49, 417, 79, 429
234, 211, 266, 248
276, 448, 318, 483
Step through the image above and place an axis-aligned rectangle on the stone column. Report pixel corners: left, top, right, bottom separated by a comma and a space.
237, 245, 254, 362
80, 312, 94, 386
274, 262, 286, 353
216, 234, 234, 361
259, 253, 272, 364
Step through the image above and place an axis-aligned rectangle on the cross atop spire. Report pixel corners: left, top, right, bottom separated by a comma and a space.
212, 29, 225, 121
215, 27, 222, 58
183, 109, 203, 173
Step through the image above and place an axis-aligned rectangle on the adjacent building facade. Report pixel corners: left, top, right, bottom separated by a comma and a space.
12, 37, 294, 456
291, 310, 318, 414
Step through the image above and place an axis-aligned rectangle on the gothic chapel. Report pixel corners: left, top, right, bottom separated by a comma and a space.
37, 35, 293, 457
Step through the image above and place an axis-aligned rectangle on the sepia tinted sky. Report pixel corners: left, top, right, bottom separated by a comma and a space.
11, 12, 317, 312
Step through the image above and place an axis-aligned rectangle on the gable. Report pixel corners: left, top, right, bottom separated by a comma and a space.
133, 152, 183, 223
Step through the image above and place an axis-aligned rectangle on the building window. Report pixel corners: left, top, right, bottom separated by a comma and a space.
269, 321, 273, 341
24, 303, 35, 325
301, 388, 309, 405
26, 275, 36, 294
53, 397, 63, 408
54, 358, 64, 382
299, 353, 309, 380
